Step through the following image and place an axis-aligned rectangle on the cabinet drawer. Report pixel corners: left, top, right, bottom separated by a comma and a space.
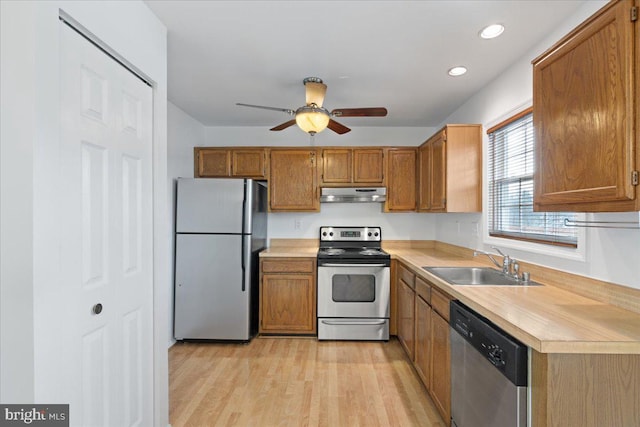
415, 276, 431, 304
398, 263, 415, 289
431, 287, 450, 321
262, 259, 315, 274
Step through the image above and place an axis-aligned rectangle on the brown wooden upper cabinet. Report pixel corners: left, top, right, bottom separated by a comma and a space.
320, 148, 384, 186
418, 125, 482, 212
385, 148, 417, 212
269, 148, 319, 212
532, 0, 639, 212
194, 147, 267, 179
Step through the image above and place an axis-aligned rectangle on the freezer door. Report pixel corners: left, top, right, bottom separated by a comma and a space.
174, 234, 249, 340
176, 178, 246, 234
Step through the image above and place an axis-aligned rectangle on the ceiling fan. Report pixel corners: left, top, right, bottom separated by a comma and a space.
236, 77, 387, 135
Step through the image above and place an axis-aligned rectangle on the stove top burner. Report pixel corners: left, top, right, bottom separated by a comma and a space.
359, 249, 386, 256
322, 248, 346, 256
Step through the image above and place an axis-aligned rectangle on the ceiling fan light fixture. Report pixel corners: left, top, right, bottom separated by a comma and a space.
295, 105, 330, 135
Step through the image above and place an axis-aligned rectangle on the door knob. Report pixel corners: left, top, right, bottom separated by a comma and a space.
93, 303, 103, 315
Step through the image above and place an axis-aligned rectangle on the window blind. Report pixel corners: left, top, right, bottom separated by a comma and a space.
487, 110, 577, 247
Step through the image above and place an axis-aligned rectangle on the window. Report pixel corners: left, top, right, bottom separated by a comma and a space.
487, 108, 577, 247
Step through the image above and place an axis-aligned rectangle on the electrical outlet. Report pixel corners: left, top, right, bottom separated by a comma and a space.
294, 219, 302, 230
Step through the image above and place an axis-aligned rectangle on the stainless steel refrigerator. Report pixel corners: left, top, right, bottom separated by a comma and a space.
174, 178, 267, 341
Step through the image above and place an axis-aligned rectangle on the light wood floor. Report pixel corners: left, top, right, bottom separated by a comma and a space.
169, 337, 446, 427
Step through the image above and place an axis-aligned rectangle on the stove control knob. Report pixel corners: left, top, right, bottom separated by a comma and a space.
329, 232, 334, 237
322, 232, 327, 237
374, 232, 379, 237
368, 232, 372, 237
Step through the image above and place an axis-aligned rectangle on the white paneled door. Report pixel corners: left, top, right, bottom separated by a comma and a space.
58, 22, 153, 426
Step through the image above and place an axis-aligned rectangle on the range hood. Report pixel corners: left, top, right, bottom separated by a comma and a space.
320, 187, 386, 203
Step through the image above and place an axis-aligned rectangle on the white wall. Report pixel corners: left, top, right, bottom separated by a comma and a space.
169, 102, 206, 181
1, 0, 36, 403
205, 125, 435, 147
436, 0, 640, 290
0, 1, 170, 425
268, 203, 436, 241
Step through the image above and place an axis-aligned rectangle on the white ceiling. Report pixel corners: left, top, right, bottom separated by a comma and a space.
145, 0, 586, 129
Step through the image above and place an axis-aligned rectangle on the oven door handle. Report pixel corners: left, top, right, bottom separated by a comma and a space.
320, 320, 387, 326
319, 263, 387, 268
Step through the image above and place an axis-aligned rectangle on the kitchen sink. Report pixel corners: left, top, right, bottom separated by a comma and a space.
423, 267, 541, 286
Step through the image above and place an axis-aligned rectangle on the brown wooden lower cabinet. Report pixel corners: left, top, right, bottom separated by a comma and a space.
397, 278, 416, 360
414, 294, 432, 386
259, 258, 316, 334
394, 262, 452, 425
430, 309, 451, 424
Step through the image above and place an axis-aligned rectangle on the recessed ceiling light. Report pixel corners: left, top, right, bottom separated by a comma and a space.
480, 24, 505, 39
448, 66, 467, 77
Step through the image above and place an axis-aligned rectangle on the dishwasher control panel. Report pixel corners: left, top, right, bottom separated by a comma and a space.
450, 300, 528, 386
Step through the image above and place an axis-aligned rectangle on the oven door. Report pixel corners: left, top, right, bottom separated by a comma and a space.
317, 264, 390, 318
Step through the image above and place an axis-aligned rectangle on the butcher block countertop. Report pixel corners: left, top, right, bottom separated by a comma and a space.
260, 239, 319, 258
261, 240, 640, 354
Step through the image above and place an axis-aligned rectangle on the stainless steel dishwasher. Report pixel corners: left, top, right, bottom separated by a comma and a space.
450, 300, 528, 427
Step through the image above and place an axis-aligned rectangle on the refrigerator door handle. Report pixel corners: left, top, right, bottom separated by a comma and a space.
240, 180, 247, 291
241, 243, 246, 291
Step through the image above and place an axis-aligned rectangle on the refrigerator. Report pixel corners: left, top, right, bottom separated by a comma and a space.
174, 178, 268, 341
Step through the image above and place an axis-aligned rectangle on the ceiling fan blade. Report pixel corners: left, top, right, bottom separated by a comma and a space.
331, 107, 388, 117
327, 119, 351, 135
305, 82, 327, 107
236, 103, 295, 115
270, 119, 297, 131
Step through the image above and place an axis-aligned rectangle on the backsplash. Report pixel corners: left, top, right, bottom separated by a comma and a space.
267, 202, 436, 241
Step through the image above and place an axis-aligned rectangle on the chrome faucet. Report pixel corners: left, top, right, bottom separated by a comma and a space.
490, 246, 512, 275
474, 247, 529, 281
474, 246, 518, 278
473, 249, 502, 270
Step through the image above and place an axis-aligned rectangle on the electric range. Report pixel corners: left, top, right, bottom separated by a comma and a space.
317, 226, 390, 341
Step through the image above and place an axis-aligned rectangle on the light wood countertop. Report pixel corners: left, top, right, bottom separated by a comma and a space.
261, 241, 640, 354
387, 247, 640, 355
260, 239, 318, 258
260, 246, 319, 258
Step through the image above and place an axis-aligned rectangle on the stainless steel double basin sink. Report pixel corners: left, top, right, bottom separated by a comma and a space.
422, 267, 541, 286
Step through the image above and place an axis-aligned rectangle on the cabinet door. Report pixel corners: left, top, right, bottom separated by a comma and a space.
397, 279, 415, 360
231, 149, 266, 178
418, 143, 431, 211
386, 148, 417, 211
260, 273, 316, 334
533, 0, 637, 211
353, 148, 384, 184
430, 312, 451, 423
269, 149, 319, 211
196, 148, 230, 177
322, 149, 352, 183
414, 295, 432, 389
430, 132, 446, 211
